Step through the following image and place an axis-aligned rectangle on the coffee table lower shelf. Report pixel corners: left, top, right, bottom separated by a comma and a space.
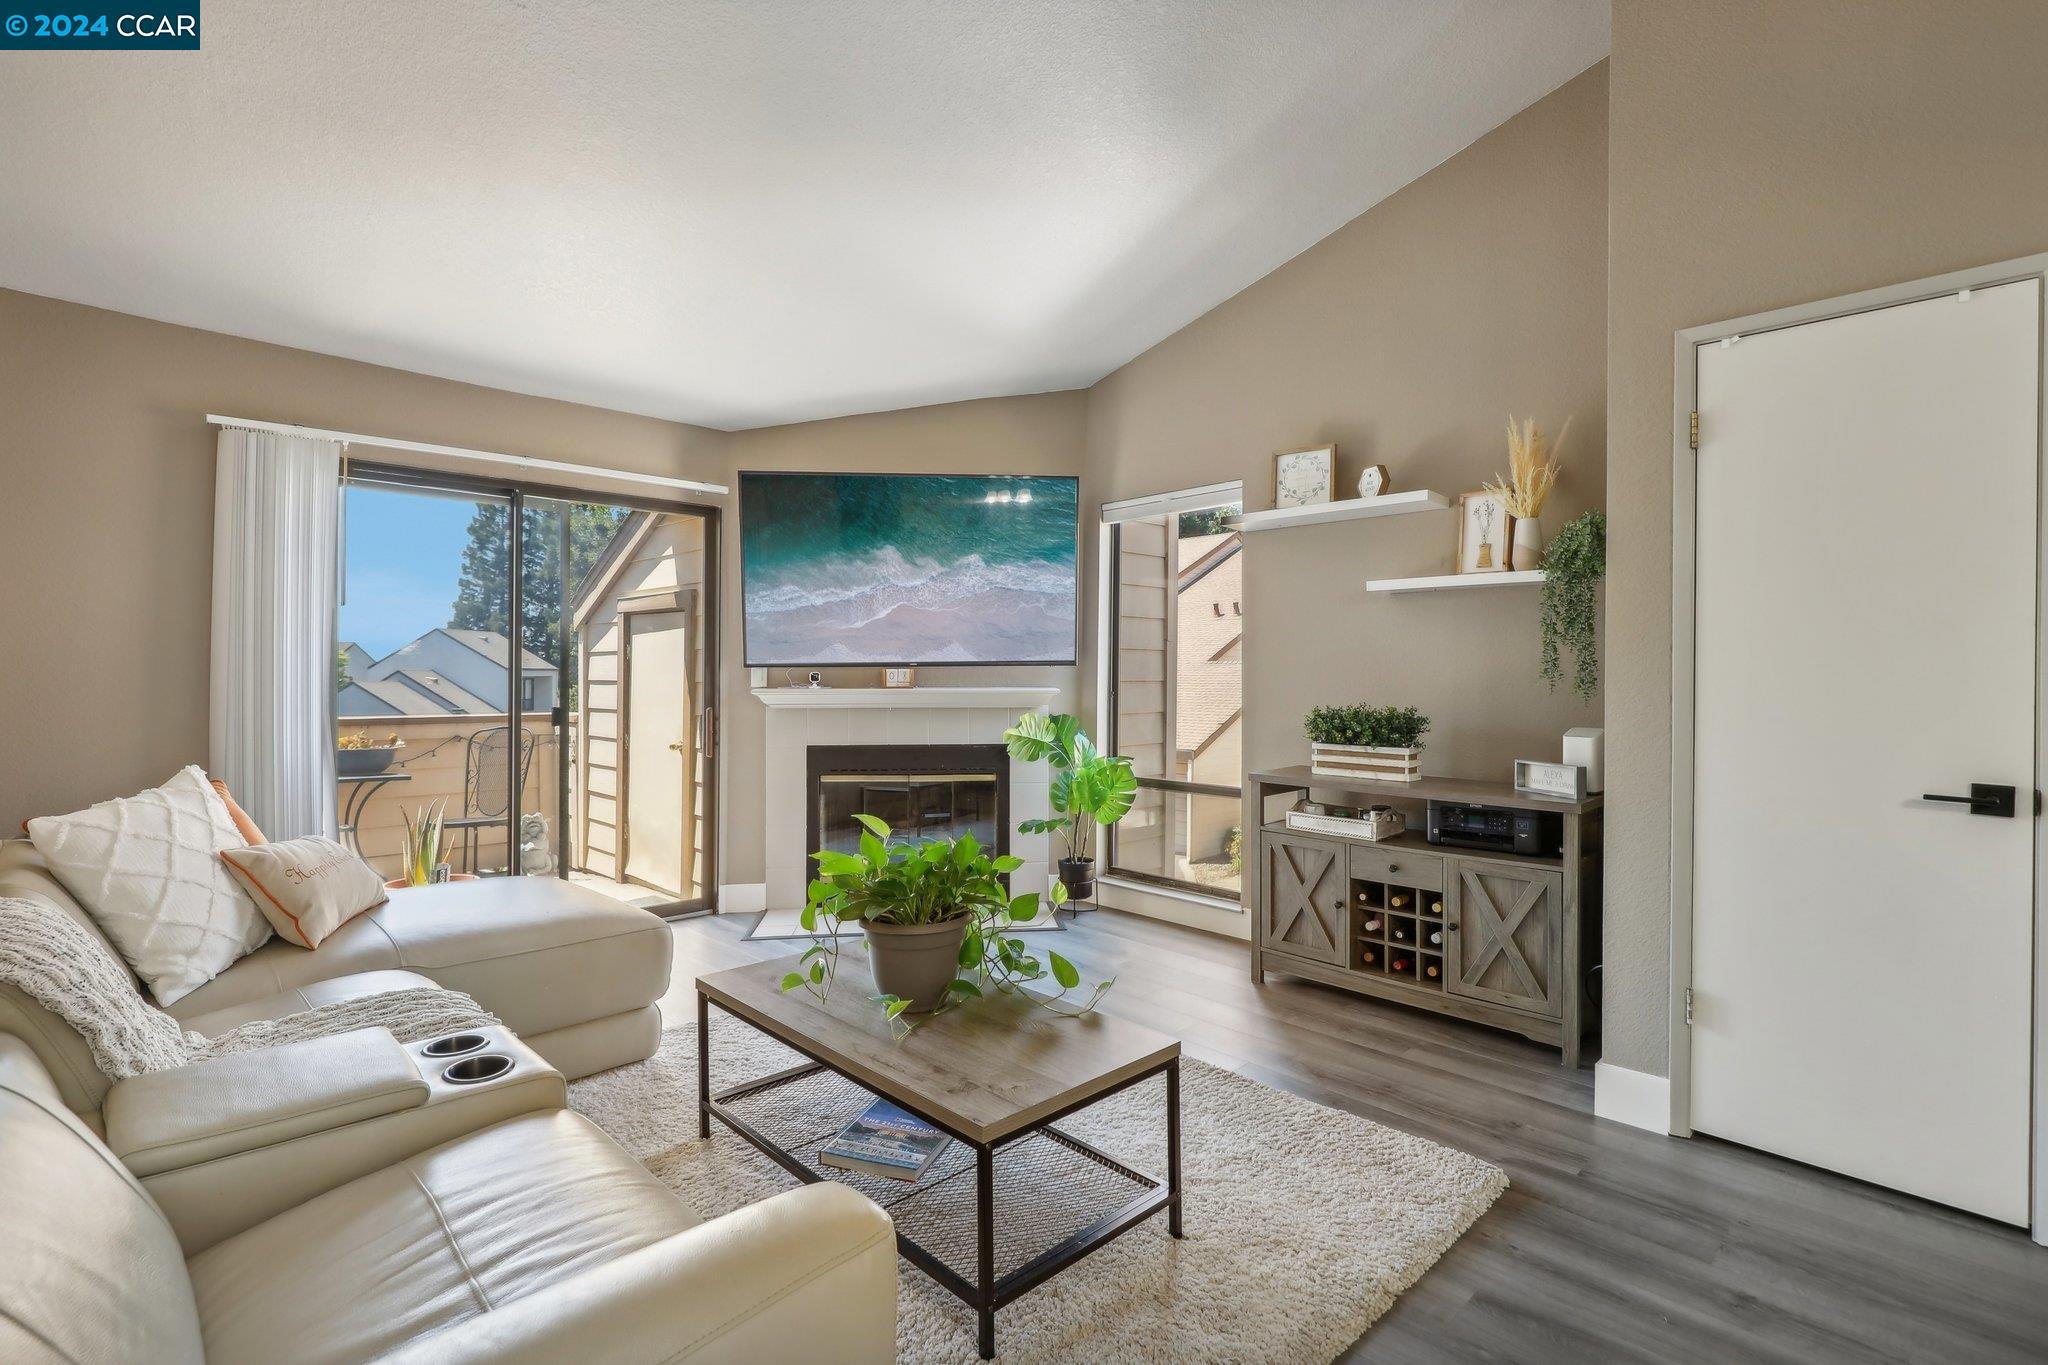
698, 995, 1182, 1360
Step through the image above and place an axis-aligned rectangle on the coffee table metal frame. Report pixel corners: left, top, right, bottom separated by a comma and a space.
697, 989, 1183, 1360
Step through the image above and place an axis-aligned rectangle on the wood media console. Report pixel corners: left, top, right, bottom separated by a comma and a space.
1243, 766, 1602, 1067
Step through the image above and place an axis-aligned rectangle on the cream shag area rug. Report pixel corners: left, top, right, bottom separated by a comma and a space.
570, 1019, 1506, 1363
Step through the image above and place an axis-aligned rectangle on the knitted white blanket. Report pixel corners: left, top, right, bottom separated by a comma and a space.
0, 895, 499, 1080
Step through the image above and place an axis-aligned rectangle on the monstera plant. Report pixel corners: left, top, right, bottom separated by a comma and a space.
1003, 713, 1138, 902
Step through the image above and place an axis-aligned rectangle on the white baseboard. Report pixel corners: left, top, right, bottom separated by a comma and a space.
717, 882, 766, 914
1593, 1060, 1672, 1135
1094, 876, 1250, 940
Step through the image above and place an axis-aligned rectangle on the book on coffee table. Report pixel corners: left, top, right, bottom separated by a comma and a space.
819, 1098, 952, 1182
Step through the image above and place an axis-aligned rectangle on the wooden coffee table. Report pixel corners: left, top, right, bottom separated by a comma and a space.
696, 955, 1183, 1359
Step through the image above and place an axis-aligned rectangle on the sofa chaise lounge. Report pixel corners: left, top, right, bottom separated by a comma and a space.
0, 837, 673, 1124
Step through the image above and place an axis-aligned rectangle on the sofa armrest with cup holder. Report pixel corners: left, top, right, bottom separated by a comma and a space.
104, 1025, 567, 1253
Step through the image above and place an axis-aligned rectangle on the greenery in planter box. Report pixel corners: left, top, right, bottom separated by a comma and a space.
1540, 509, 1605, 701
1303, 704, 1430, 750
1003, 713, 1137, 865
782, 815, 1109, 1024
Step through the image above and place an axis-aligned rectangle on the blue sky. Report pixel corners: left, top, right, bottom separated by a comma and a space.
339, 485, 494, 658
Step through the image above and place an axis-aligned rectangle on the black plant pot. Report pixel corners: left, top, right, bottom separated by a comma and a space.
1057, 857, 1096, 907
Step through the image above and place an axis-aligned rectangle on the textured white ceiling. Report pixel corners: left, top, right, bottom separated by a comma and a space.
0, 2, 1607, 429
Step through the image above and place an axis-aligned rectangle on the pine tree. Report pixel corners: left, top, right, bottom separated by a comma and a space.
448, 503, 631, 668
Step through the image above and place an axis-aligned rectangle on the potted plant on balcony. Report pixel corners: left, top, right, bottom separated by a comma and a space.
1003, 713, 1137, 902
1305, 704, 1431, 783
336, 730, 405, 777
783, 815, 1106, 1020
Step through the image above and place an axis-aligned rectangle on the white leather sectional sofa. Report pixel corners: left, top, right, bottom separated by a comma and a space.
0, 838, 673, 1123
0, 838, 901, 1362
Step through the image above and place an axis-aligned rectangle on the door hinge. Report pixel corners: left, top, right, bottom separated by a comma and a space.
1689, 411, 1699, 450
1684, 986, 1694, 1026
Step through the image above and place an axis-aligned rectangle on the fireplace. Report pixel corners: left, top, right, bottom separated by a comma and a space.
806, 744, 1010, 860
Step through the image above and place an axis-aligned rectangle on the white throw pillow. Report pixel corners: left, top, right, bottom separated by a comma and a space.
27, 765, 273, 1005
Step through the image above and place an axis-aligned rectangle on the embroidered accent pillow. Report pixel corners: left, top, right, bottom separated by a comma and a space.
219, 837, 388, 949
26, 766, 273, 1006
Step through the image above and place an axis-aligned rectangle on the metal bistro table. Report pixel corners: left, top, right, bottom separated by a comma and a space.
695, 955, 1183, 1360
337, 770, 410, 857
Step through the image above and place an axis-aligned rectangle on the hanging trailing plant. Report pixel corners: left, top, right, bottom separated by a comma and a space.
1540, 510, 1605, 701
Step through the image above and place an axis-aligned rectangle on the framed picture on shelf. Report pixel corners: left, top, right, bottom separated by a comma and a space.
1456, 488, 1515, 573
1273, 444, 1336, 509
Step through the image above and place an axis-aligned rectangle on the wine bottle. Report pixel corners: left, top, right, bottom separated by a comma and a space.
1362, 916, 1381, 933
1391, 955, 1411, 973
1428, 899, 1443, 915
1428, 929, 1443, 946
1390, 892, 1410, 908
1360, 948, 1377, 967
1424, 962, 1440, 979
1392, 924, 1408, 941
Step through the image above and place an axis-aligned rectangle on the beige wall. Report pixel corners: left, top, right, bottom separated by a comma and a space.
0, 288, 729, 833
1601, 0, 2048, 1076
719, 393, 1090, 884
1087, 67, 1608, 820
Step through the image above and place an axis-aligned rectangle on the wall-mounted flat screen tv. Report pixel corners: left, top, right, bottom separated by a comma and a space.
740, 471, 1079, 667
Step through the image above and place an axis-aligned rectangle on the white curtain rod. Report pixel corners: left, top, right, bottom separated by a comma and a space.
205, 414, 729, 498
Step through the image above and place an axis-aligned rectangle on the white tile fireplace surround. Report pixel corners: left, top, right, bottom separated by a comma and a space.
754, 686, 1059, 912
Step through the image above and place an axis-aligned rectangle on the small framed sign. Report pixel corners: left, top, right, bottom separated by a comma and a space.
1273, 444, 1336, 509
882, 666, 916, 689
1513, 759, 1587, 801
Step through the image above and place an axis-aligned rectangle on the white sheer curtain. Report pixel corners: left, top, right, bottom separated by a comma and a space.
209, 427, 342, 840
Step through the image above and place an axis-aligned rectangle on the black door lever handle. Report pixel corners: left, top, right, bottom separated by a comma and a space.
1920, 784, 2018, 818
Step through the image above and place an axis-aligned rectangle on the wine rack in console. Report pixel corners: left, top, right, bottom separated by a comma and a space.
1247, 766, 1601, 1066
1353, 876, 1447, 986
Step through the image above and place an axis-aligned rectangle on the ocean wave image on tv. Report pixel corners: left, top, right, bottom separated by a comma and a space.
741, 472, 1078, 666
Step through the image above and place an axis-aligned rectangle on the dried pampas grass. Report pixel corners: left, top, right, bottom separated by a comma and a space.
1486, 415, 1567, 518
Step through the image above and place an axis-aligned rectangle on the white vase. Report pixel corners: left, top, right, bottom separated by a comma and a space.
1511, 517, 1542, 571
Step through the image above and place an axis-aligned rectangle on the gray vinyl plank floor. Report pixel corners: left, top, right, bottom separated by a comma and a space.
655, 906, 2048, 1363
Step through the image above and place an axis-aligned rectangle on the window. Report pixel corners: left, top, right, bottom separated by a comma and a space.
1103, 484, 1244, 902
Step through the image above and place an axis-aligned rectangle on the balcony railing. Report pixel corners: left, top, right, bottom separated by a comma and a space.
338, 711, 564, 881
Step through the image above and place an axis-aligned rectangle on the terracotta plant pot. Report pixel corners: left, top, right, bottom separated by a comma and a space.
863, 917, 971, 1013
1058, 856, 1096, 902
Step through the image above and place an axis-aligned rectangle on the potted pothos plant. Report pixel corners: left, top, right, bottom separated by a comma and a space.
782, 815, 1111, 1021
1304, 704, 1431, 783
1003, 713, 1137, 902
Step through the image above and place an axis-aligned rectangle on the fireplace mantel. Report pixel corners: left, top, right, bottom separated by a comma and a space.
750, 685, 1059, 710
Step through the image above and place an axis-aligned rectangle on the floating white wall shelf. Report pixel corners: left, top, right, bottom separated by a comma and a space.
1366, 569, 1547, 594
1236, 489, 1449, 531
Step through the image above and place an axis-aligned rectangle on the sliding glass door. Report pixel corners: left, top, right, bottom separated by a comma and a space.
337, 465, 718, 913
1104, 488, 1245, 903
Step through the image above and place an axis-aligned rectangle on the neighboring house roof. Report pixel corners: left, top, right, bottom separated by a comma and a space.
572, 511, 655, 626
436, 628, 557, 675
1176, 533, 1242, 761
389, 669, 497, 714
338, 641, 376, 686
338, 675, 450, 717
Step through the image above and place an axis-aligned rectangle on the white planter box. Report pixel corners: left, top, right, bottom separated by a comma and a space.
1309, 742, 1423, 783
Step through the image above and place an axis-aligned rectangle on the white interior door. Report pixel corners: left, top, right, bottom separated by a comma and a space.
1691, 277, 2040, 1225
624, 611, 691, 897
